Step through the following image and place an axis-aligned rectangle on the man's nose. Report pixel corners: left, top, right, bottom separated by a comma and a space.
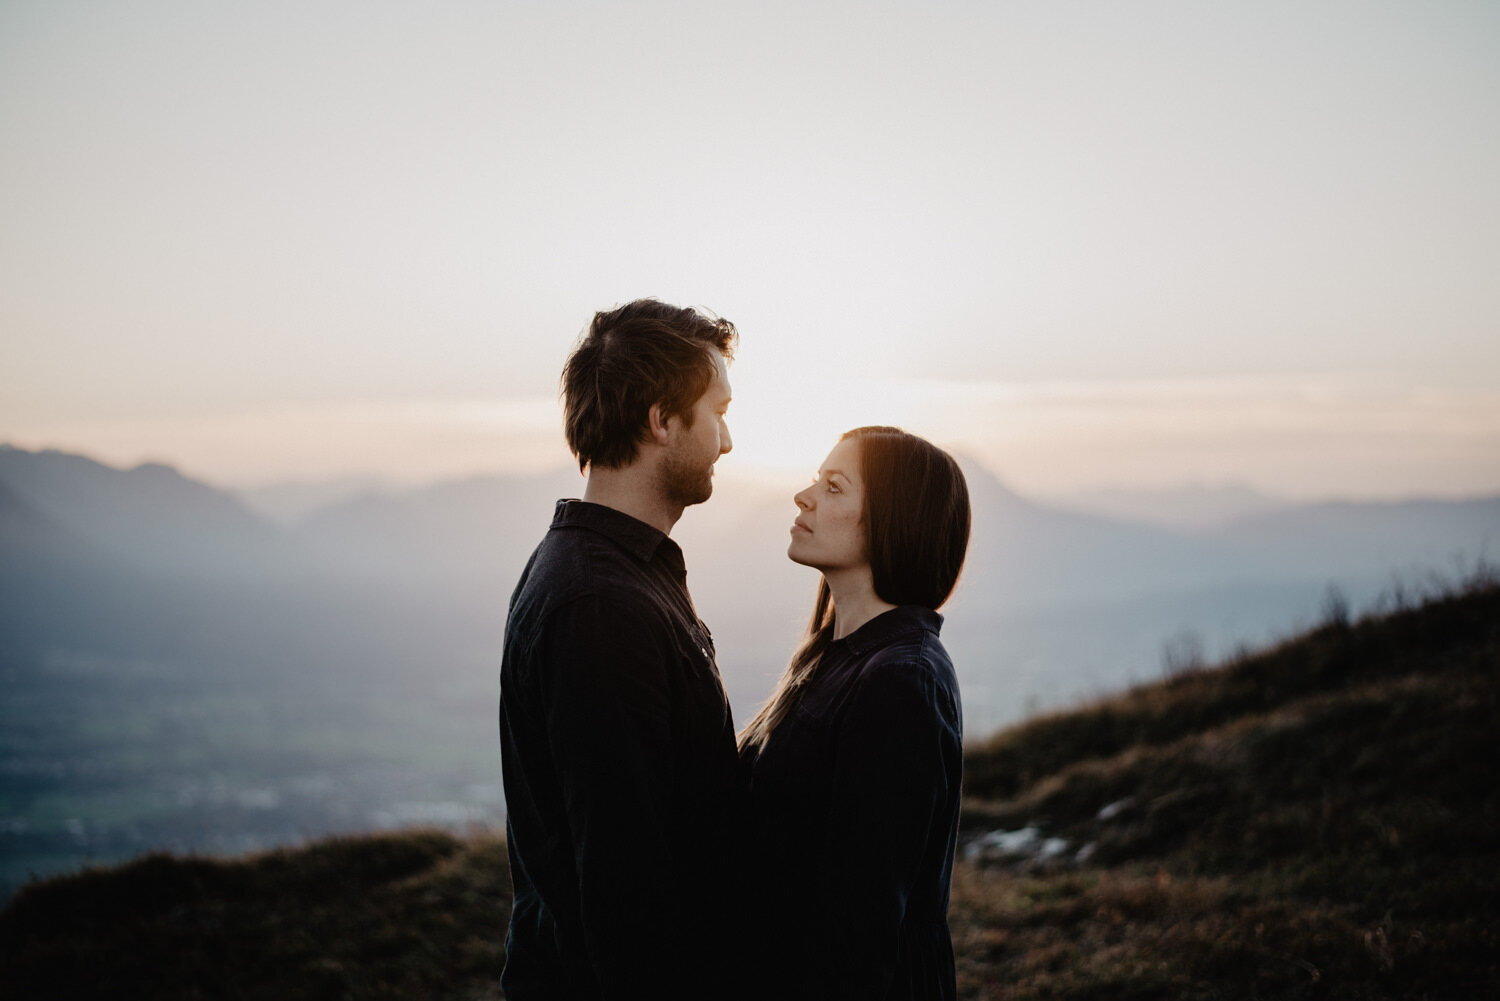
719, 422, 733, 454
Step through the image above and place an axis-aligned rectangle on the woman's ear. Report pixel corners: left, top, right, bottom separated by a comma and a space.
647, 402, 672, 444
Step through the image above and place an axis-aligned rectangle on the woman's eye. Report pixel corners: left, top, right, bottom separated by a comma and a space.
827, 482, 840, 493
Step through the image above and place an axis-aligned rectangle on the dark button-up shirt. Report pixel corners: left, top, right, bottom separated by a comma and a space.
740, 605, 963, 1001
499, 500, 742, 1001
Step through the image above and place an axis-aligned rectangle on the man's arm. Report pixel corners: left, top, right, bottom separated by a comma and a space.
537, 595, 687, 999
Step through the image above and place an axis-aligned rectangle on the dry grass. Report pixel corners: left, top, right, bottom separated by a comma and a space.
951, 859, 1498, 1000
951, 579, 1499, 1000
1, 830, 511, 1000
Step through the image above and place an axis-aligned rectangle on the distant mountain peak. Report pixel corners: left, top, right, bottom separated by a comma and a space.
128, 460, 184, 477
0, 443, 283, 576
1054, 480, 1287, 531
953, 455, 1035, 514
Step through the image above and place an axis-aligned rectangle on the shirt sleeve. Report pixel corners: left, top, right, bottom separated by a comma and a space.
804, 655, 957, 1000
534, 594, 688, 1000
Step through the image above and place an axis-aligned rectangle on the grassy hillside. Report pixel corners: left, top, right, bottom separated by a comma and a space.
954, 576, 1499, 999
2, 579, 1496, 1000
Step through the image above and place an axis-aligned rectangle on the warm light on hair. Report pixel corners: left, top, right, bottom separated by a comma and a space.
738, 427, 970, 750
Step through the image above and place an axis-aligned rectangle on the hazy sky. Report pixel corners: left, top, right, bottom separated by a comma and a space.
3, 0, 1498, 499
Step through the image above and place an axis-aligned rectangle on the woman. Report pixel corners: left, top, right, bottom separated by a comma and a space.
739, 426, 971, 1000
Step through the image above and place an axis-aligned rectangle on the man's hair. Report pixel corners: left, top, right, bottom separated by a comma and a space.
561, 299, 737, 472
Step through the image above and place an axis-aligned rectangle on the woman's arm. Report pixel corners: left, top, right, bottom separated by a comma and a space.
804, 653, 959, 999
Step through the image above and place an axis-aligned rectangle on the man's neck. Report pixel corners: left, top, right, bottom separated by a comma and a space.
581, 464, 684, 536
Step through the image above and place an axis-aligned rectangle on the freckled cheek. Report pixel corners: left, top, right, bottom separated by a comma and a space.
837, 514, 865, 556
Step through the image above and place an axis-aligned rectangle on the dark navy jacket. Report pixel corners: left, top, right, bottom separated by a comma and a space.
740, 606, 963, 1001
499, 500, 742, 1001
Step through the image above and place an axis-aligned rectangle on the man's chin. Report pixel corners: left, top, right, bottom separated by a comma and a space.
662, 461, 717, 509
668, 480, 714, 509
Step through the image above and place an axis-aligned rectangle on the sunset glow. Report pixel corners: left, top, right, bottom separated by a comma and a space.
2, 1, 1497, 501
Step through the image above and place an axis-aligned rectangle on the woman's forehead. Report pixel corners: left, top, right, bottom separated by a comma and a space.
818, 438, 861, 479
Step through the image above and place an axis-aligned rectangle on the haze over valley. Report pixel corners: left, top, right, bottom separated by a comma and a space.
3, 443, 1496, 898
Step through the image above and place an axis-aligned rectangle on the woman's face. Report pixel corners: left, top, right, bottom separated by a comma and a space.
788, 437, 868, 573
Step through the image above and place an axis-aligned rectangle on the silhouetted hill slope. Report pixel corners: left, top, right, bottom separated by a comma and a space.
0, 831, 511, 1000
3, 580, 1495, 999
0, 446, 289, 577
0, 478, 68, 557
0, 473, 182, 665
962, 573, 1499, 799
0, 445, 495, 685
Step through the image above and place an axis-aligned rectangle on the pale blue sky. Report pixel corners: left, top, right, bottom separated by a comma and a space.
3, 1, 1497, 497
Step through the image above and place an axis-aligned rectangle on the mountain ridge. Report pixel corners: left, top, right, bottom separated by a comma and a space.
4, 441, 1498, 902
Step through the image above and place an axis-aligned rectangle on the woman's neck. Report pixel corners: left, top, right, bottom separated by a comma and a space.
824, 567, 897, 640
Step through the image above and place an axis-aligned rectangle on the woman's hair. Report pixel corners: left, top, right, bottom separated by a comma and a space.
561, 299, 738, 472
738, 426, 970, 750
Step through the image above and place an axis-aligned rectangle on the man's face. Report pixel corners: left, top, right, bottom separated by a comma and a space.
660, 351, 733, 508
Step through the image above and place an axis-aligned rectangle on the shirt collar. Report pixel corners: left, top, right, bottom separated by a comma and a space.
840, 605, 944, 657
550, 498, 680, 567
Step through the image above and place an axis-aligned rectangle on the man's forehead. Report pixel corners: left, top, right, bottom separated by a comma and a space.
708, 352, 732, 400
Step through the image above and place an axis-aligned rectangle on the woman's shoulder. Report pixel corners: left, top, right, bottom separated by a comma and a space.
854, 627, 958, 706
841, 636, 962, 744
860, 615, 954, 676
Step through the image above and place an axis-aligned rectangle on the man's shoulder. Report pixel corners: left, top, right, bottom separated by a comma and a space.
529, 517, 612, 570
509, 523, 657, 621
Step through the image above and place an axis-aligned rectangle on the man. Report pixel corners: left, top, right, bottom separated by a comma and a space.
498, 299, 743, 1000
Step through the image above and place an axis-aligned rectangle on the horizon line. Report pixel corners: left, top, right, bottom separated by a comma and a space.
6, 439, 1500, 511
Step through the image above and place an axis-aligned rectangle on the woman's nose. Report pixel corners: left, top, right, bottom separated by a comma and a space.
793, 487, 812, 510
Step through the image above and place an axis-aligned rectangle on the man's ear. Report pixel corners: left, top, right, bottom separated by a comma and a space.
647, 402, 673, 445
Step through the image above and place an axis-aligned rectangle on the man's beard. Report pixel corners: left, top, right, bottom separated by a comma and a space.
660, 449, 715, 508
